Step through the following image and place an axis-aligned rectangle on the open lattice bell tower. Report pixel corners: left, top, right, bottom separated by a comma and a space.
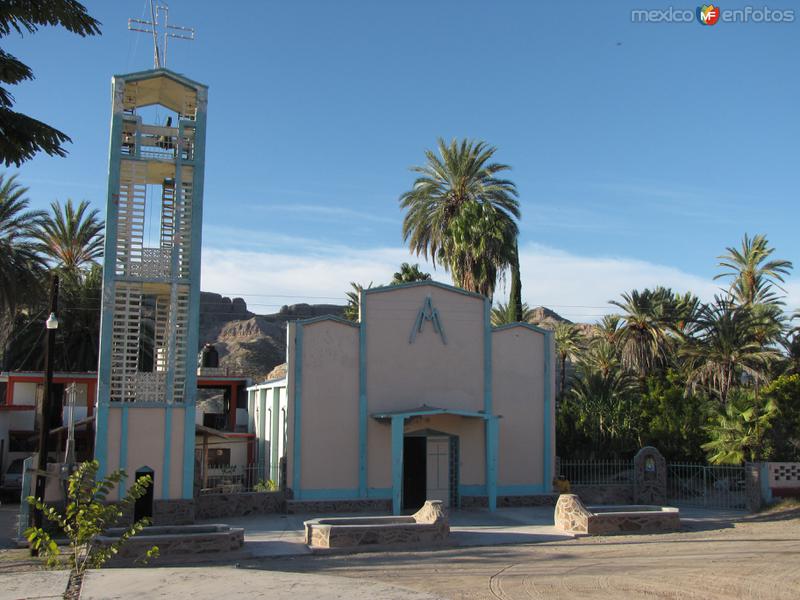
95, 69, 207, 505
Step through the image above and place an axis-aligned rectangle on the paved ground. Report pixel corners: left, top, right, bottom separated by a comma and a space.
2, 504, 799, 599
195, 506, 575, 558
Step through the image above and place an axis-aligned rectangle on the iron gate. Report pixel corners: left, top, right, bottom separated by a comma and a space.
667, 463, 747, 510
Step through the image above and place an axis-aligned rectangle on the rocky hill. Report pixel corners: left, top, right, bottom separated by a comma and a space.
198, 294, 590, 383
198, 292, 344, 382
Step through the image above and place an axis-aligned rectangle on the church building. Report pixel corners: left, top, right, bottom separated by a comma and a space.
247, 281, 555, 514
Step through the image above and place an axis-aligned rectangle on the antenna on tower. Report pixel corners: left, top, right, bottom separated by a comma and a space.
128, 1, 195, 69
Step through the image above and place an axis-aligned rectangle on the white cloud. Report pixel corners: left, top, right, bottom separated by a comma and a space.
200, 236, 799, 321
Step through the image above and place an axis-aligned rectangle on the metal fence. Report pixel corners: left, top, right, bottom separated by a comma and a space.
667, 463, 747, 510
559, 459, 634, 485
199, 463, 277, 494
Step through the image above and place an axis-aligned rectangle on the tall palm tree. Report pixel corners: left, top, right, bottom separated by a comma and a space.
554, 322, 584, 397
0, 173, 45, 311
399, 138, 520, 298
391, 263, 431, 284
34, 199, 103, 275
610, 288, 674, 376
344, 282, 371, 321
490, 301, 534, 326
682, 296, 780, 405
715, 233, 793, 305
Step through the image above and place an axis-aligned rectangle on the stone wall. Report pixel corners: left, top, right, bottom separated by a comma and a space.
554, 494, 680, 536
195, 491, 285, 519
460, 494, 558, 509
287, 498, 392, 514
633, 447, 667, 504
153, 499, 195, 525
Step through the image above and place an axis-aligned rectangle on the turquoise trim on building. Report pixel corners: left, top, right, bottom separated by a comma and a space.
293, 487, 393, 501
292, 323, 303, 500
483, 297, 492, 415
94, 76, 125, 479
409, 296, 447, 344
491, 321, 551, 336
258, 389, 267, 479
112, 67, 208, 90
270, 387, 280, 482
181, 83, 206, 499
459, 484, 488, 496
458, 484, 548, 496
372, 407, 490, 420
543, 330, 554, 493
162, 406, 172, 499
94, 403, 110, 480
296, 314, 360, 328
118, 405, 129, 495
486, 417, 498, 511
391, 416, 404, 515
365, 280, 486, 299
358, 288, 367, 498
497, 484, 548, 495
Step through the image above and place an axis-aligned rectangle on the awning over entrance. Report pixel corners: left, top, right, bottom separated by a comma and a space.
374, 405, 499, 515
371, 406, 491, 421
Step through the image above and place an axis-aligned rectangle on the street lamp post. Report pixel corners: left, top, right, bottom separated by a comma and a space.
31, 275, 59, 538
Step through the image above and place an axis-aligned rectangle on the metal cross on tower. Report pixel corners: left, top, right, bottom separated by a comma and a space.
128, 1, 195, 69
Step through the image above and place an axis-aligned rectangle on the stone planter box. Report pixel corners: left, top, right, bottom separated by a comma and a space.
304, 500, 449, 549
555, 494, 680, 536
96, 523, 244, 560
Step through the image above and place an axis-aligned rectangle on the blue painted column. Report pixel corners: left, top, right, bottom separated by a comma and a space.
118, 405, 129, 495
292, 323, 303, 500
271, 388, 280, 482
486, 417, 498, 511
258, 388, 267, 479
358, 289, 367, 498
543, 330, 554, 493
391, 416, 404, 515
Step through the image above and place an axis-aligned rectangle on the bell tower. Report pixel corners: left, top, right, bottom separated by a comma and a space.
94, 68, 207, 507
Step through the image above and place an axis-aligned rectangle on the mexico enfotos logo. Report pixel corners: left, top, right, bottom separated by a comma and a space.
631, 5, 795, 24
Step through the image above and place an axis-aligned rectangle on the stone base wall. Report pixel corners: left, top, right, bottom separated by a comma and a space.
305, 500, 449, 549
571, 484, 634, 505
287, 498, 392, 514
153, 499, 195, 525
554, 494, 680, 536
196, 492, 285, 519
99, 524, 244, 563
460, 494, 558, 508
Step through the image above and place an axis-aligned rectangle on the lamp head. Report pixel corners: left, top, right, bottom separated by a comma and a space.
45, 312, 59, 330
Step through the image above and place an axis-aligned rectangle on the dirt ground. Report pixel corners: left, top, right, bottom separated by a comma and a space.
2, 504, 799, 599
237, 506, 800, 599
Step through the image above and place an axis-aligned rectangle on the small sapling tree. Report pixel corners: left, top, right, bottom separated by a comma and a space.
25, 460, 159, 572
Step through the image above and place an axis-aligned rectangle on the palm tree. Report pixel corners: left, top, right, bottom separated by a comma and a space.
702, 392, 778, 464
490, 301, 534, 326
391, 263, 431, 284
682, 296, 780, 406
715, 233, 793, 305
344, 282, 371, 321
610, 288, 674, 376
0, 173, 45, 312
399, 138, 520, 298
554, 322, 584, 397
569, 360, 639, 440
34, 199, 103, 275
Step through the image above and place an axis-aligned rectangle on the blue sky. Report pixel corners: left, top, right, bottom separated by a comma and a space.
4, 1, 798, 319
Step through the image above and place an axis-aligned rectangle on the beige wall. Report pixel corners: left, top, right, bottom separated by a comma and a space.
297, 320, 360, 491
492, 327, 546, 487
103, 406, 185, 500
365, 286, 485, 414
